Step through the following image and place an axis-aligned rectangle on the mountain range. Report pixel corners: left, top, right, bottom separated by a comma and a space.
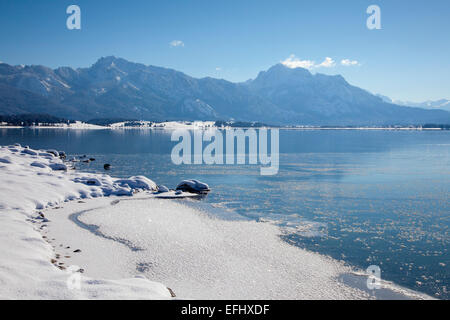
377, 95, 450, 112
0, 56, 449, 125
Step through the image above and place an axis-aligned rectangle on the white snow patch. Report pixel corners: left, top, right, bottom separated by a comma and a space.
40, 80, 52, 92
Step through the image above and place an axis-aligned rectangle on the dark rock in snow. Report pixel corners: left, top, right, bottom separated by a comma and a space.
46, 150, 59, 157
176, 179, 210, 194
85, 178, 101, 186
167, 287, 176, 297
48, 163, 68, 171
157, 185, 170, 193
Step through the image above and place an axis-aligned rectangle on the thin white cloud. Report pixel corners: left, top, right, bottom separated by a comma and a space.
341, 59, 359, 66
169, 40, 184, 47
215, 67, 222, 71
281, 55, 315, 69
281, 55, 336, 69
318, 57, 335, 68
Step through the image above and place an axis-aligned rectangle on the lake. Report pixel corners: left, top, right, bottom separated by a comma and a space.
1, 127, 449, 298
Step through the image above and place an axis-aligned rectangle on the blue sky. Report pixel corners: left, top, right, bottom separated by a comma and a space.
0, 0, 449, 101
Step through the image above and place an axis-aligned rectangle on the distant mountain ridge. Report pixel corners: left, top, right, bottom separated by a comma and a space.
377, 94, 450, 112
0, 56, 449, 125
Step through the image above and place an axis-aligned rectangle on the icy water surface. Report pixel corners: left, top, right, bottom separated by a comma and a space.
1, 128, 449, 298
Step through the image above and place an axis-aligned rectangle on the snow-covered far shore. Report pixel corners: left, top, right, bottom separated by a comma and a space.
0, 144, 434, 300
1, 119, 447, 130
0, 121, 107, 130
0, 121, 217, 130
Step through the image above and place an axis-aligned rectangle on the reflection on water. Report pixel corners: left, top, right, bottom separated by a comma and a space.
1, 128, 449, 298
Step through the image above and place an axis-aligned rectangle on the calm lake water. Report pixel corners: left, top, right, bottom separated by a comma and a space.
1, 128, 449, 298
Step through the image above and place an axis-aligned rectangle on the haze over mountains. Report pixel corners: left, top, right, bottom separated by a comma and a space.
0, 56, 449, 125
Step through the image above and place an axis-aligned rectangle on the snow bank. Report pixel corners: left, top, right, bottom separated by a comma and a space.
115, 176, 158, 191
153, 121, 215, 129
68, 121, 106, 130
0, 144, 171, 299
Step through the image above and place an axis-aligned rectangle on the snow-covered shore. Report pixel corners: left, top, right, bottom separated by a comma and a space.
0, 144, 433, 300
1, 120, 446, 131
0, 121, 217, 130
0, 144, 172, 299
